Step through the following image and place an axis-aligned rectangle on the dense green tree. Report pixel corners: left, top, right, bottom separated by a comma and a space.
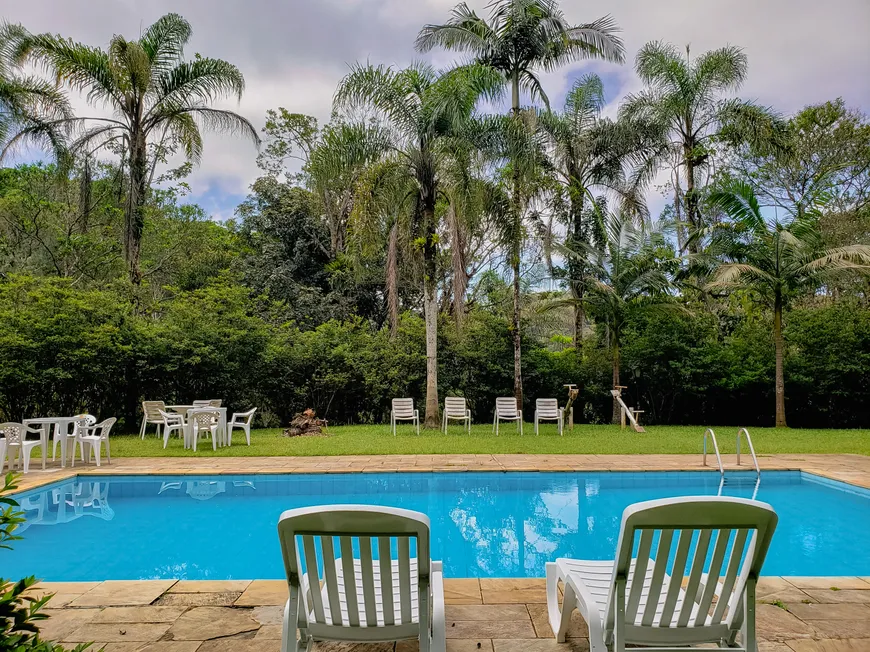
417, 0, 625, 405
561, 212, 678, 422
621, 42, 779, 252
334, 61, 503, 427
708, 181, 870, 426
13, 13, 259, 283
0, 22, 71, 160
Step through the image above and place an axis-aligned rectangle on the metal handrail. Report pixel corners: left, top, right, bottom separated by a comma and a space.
703, 428, 724, 475
737, 427, 760, 474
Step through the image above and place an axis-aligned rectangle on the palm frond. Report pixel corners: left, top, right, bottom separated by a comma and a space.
151, 57, 246, 116
139, 13, 191, 74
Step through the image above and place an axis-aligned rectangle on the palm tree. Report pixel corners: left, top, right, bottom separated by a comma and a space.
417, 0, 625, 406
708, 181, 870, 427
0, 22, 71, 160
621, 42, 777, 253
560, 211, 677, 423
539, 74, 667, 344
13, 14, 260, 283
335, 61, 503, 428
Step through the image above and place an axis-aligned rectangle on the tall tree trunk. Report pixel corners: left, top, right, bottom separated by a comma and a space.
774, 293, 787, 427
683, 145, 699, 254
448, 203, 467, 330
611, 338, 621, 424
386, 221, 399, 339
510, 70, 523, 408
673, 166, 686, 254
568, 181, 585, 347
78, 154, 92, 232
126, 133, 148, 285
512, 251, 522, 406
422, 204, 440, 429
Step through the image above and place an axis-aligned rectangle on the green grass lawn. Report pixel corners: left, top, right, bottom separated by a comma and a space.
108, 423, 870, 457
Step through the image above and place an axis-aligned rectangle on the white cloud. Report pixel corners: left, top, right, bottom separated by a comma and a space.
4, 0, 868, 217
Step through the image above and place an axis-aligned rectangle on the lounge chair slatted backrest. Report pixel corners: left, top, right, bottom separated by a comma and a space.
547, 496, 777, 652
495, 397, 519, 418
392, 398, 415, 419
277, 505, 445, 652
535, 399, 560, 419
443, 397, 467, 418
610, 497, 776, 635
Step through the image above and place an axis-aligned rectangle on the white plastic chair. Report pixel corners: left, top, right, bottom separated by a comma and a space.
546, 496, 778, 652
191, 409, 220, 451
442, 397, 471, 434
535, 398, 564, 436
0, 422, 43, 473
277, 504, 445, 652
140, 401, 166, 439
227, 408, 257, 446
391, 398, 419, 436
0, 437, 5, 472
62, 414, 96, 464
193, 399, 222, 408
73, 417, 116, 467
159, 409, 186, 448
493, 397, 522, 435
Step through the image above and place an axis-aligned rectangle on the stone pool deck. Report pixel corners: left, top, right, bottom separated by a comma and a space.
15, 453, 870, 650
33, 576, 870, 651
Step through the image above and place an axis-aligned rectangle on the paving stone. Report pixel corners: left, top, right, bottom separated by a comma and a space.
757, 642, 794, 652
492, 639, 590, 651
137, 644, 202, 652
787, 603, 870, 620
166, 606, 259, 640
480, 579, 547, 604
445, 604, 529, 621
803, 618, 870, 639
415, 642, 493, 652
155, 591, 242, 606
447, 619, 536, 639
444, 579, 482, 604
756, 604, 818, 642
804, 590, 870, 604
168, 580, 251, 593
253, 605, 285, 625
63, 622, 172, 642
235, 579, 288, 606
86, 644, 143, 652
783, 578, 870, 591
786, 640, 870, 652
28, 581, 103, 608
309, 643, 394, 651
197, 639, 272, 652
92, 606, 187, 623
39, 608, 101, 641
527, 603, 588, 639
254, 624, 283, 639
70, 580, 177, 607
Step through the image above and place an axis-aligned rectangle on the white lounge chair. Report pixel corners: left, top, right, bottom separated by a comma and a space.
493, 397, 522, 435
546, 496, 778, 652
442, 396, 471, 434
277, 504, 445, 652
0, 422, 43, 473
391, 398, 420, 436
228, 408, 257, 445
140, 401, 166, 439
535, 398, 564, 436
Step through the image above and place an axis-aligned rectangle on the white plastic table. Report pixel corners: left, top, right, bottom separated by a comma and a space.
22, 416, 82, 469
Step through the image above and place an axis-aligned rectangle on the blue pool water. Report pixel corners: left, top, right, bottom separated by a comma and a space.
4, 470, 869, 581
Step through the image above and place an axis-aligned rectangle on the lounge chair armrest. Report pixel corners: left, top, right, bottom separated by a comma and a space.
431, 561, 445, 650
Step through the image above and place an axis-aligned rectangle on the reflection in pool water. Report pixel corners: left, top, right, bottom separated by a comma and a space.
4, 470, 869, 581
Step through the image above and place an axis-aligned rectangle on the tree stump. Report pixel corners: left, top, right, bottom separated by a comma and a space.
283, 408, 328, 437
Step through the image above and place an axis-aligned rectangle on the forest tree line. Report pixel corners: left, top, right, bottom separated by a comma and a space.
0, 6, 868, 430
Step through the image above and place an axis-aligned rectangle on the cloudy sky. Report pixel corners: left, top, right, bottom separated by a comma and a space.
5, 0, 870, 220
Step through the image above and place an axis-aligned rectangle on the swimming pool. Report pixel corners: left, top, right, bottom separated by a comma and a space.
5, 470, 869, 581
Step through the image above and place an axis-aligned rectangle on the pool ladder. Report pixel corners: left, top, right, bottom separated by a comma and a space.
703, 428, 761, 498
